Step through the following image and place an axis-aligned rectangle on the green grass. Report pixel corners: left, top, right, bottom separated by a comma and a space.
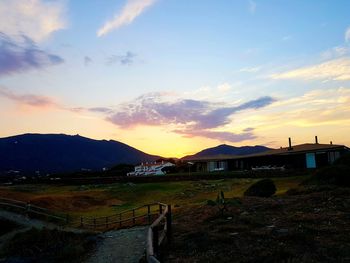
0, 176, 307, 218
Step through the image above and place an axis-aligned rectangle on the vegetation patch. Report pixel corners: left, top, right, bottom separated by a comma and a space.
311, 165, 350, 187
0, 228, 95, 263
166, 187, 350, 262
244, 178, 276, 197
0, 219, 21, 236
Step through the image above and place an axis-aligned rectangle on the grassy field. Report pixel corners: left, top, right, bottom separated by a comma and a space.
0, 176, 306, 219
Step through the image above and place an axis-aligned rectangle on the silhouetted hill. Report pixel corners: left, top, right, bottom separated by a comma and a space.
0, 134, 160, 174
182, 144, 271, 160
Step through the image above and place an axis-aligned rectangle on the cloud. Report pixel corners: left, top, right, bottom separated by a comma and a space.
84, 56, 93, 66
248, 0, 257, 14
270, 57, 350, 81
282, 35, 292, 42
242, 87, 350, 130
0, 0, 66, 42
0, 33, 64, 76
88, 107, 113, 113
216, 83, 232, 93
320, 46, 349, 60
107, 51, 136, 65
97, 0, 157, 37
175, 129, 256, 143
105, 92, 275, 143
0, 87, 57, 108
239, 66, 261, 73
345, 26, 350, 43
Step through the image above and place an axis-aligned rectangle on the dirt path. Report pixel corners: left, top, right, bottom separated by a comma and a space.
85, 226, 148, 263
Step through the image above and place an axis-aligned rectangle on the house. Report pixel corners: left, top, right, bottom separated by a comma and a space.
127, 161, 175, 176
187, 137, 349, 172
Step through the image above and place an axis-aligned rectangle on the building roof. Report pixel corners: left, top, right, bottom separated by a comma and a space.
188, 143, 348, 162
184, 154, 239, 162
239, 143, 347, 158
137, 162, 174, 167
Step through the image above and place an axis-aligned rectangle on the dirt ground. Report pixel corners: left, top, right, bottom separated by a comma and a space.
166, 187, 350, 263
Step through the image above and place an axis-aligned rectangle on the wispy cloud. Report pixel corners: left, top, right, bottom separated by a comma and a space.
105, 92, 275, 142
97, 0, 157, 37
345, 26, 350, 43
0, 0, 66, 42
175, 129, 256, 143
270, 57, 350, 81
0, 87, 58, 108
248, 0, 257, 14
107, 52, 136, 66
251, 87, 350, 129
88, 107, 113, 113
84, 56, 93, 66
320, 46, 349, 60
239, 66, 261, 73
282, 35, 292, 42
0, 33, 64, 76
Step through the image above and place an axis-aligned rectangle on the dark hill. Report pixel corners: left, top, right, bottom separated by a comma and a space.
0, 134, 160, 174
182, 144, 271, 160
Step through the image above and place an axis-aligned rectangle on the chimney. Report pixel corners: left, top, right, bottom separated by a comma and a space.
330, 141, 333, 145
315, 136, 318, 144
288, 137, 293, 150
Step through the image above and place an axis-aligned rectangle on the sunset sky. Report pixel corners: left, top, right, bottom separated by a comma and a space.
1, 0, 350, 157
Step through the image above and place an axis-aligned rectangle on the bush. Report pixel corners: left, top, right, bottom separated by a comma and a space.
334, 153, 350, 167
312, 165, 350, 187
244, 179, 276, 197
0, 227, 95, 262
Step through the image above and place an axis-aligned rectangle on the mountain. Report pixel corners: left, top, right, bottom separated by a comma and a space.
0, 134, 160, 174
182, 144, 271, 160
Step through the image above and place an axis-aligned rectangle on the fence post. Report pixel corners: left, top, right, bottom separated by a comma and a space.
26, 201, 31, 217
159, 203, 163, 215
166, 204, 172, 244
153, 225, 159, 257
132, 209, 136, 225
147, 204, 151, 224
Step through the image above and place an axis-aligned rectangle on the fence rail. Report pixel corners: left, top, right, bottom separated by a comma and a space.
0, 197, 68, 223
0, 197, 172, 262
147, 203, 172, 263
76, 203, 166, 230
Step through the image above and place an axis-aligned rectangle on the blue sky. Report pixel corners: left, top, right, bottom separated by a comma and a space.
1, 0, 350, 156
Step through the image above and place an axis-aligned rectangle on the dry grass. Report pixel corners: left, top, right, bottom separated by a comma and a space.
0, 176, 306, 219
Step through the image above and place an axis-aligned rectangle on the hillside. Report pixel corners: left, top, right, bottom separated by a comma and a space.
0, 134, 160, 174
182, 144, 271, 160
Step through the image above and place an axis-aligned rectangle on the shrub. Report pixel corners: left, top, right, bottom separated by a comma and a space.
244, 179, 276, 197
334, 153, 350, 167
0, 227, 95, 262
312, 165, 350, 187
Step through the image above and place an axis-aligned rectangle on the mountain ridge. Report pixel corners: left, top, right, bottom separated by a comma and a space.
182, 144, 271, 160
0, 133, 160, 174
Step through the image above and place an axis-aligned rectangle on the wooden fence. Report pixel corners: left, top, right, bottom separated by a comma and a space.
0, 197, 172, 262
147, 203, 172, 263
77, 202, 166, 230
0, 197, 68, 223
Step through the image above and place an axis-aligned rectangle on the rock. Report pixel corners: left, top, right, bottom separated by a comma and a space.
276, 228, 289, 234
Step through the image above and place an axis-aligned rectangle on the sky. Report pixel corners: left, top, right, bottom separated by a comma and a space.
1, 0, 350, 157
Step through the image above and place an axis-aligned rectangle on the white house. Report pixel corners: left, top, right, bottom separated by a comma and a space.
127, 161, 175, 176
